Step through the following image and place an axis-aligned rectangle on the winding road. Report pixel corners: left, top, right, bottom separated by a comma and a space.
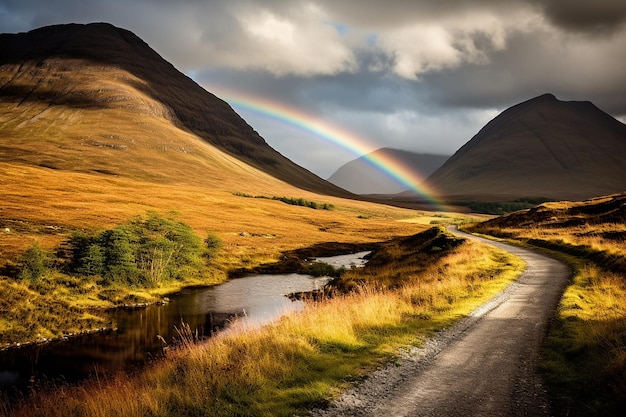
312, 227, 569, 417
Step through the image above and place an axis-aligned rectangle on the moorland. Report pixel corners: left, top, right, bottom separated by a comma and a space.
1, 23, 625, 417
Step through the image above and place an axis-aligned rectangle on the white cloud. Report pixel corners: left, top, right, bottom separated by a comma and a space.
222, 3, 358, 76
374, 11, 531, 80
379, 25, 460, 78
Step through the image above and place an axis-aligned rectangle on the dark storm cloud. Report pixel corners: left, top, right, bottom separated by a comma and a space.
532, 0, 626, 35
422, 28, 626, 116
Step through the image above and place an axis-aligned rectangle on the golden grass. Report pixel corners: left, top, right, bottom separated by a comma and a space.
0, 160, 442, 344
1, 56, 523, 414
469, 194, 626, 416
0, 58, 461, 345
0, 162, 427, 261
2, 238, 524, 417
470, 194, 626, 259
541, 264, 626, 417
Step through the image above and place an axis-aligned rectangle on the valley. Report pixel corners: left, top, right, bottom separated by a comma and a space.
0, 22, 624, 417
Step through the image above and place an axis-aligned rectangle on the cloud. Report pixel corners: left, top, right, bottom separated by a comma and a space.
420, 25, 626, 116
374, 13, 514, 79
531, 0, 626, 35
1, 0, 625, 177
223, 3, 358, 75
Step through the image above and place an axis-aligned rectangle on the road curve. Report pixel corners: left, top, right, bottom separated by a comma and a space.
312, 227, 569, 417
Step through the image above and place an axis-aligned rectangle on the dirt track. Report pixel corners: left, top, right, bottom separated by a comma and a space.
312, 227, 569, 417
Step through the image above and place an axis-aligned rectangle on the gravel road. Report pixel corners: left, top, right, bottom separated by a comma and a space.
311, 227, 569, 417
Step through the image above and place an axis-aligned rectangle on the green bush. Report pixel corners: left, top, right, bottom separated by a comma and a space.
304, 261, 339, 277
18, 241, 49, 282
66, 212, 210, 287
233, 192, 334, 210
100, 227, 139, 284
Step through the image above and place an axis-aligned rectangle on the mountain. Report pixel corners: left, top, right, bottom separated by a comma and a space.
424, 94, 626, 201
0, 22, 350, 197
328, 148, 449, 195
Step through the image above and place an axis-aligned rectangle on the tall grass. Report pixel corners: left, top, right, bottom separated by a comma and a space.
470, 194, 626, 416
541, 264, 626, 416
2, 239, 523, 417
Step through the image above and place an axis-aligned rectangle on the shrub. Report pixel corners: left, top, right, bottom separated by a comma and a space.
233, 192, 334, 210
100, 227, 139, 285
66, 212, 209, 287
66, 231, 102, 276
18, 241, 49, 282
79, 244, 105, 276
304, 261, 338, 277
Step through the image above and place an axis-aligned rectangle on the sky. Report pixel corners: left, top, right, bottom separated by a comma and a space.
2, 0, 626, 178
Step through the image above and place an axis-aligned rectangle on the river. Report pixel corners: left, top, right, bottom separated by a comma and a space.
0, 251, 370, 393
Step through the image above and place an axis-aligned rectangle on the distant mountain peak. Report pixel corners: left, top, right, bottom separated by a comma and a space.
328, 148, 449, 195
425, 94, 626, 201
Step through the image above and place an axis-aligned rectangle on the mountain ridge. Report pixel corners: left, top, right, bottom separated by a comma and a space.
328, 148, 449, 195
0, 22, 350, 197
424, 93, 626, 201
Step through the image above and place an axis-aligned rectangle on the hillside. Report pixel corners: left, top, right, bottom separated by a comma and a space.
0, 23, 435, 344
0, 22, 350, 196
424, 94, 626, 201
328, 148, 449, 195
0, 23, 430, 267
470, 192, 626, 273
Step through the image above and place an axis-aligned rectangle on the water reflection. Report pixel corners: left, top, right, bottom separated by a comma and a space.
313, 251, 370, 269
0, 252, 367, 392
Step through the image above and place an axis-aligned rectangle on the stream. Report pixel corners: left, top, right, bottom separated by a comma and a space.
0, 251, 370, 393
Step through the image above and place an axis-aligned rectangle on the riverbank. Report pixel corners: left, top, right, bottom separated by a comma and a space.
0, 241, 377, 351
1, 200, 442, 348
2, 228, 525, 416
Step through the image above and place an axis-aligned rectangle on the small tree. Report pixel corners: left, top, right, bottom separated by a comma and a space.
100, 227, 139, 285
66, 231, 104, 276
63, 212, 215, 287
78, 244, 105, 276
18, 241, 48, 282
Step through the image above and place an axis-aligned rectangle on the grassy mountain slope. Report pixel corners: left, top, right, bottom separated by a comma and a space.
0, 23, 437, 342
0, 22, 351, 196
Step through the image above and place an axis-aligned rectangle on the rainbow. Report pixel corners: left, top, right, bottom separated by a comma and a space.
206, 84, 446, 209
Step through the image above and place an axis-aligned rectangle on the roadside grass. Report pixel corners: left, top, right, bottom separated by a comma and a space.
540, 262, 626, 417
2, 231, 525, 417
469, 193, 626, 416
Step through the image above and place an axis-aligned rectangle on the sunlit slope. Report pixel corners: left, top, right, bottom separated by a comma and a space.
0, 61, 264, 186
0, 23, 432, 270
425, 94, 626, 201
0, 22, 350, 195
